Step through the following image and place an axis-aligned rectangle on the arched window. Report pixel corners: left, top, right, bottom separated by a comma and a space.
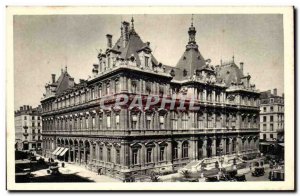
182, 141, 189, 158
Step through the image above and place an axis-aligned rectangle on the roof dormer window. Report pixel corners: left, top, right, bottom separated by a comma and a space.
145, 56, 149, 67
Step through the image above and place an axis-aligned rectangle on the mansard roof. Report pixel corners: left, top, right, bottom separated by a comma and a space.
110, 24, 159, 67
216, 60, 244, 87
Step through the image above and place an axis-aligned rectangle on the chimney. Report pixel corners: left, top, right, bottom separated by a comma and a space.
51, 74, 56, 83
106, 34, 113, 48
267, 90, 271, 96
20, 106, 23, 111
273, 88, 277, 96
239, 62, 244, 74
122, 21, 130, 47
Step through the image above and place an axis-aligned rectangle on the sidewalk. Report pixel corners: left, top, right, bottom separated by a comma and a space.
34, 155, 121, 182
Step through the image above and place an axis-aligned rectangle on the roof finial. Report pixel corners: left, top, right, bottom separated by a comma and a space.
191, 14, 194, 27
232, 55, 235, 63
65, 65, 68, 72
131, 16, 134, 30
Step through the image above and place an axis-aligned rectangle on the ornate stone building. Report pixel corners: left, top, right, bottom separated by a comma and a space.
41, 18, 260, 179
15, 105, 42, 151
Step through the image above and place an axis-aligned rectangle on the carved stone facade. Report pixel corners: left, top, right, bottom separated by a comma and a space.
41, 18, 260, 180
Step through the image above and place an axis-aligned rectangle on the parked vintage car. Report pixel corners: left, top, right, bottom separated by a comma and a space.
235, 174, 247, 181
205, 175, 219, 182
252, 167, 265, 177
269, 169, 284, 181
219, 169, 238, 181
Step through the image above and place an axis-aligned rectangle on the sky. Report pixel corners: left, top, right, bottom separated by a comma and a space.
13, 14, 284, 110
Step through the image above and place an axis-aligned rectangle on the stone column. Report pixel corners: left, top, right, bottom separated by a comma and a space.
83, 146, 87, 164
68, 145, 71, 162
221, 137, 226, 155
237, 137, 241, 154
166, 140, 172, 163
177, 141, 182, 160
189, 137, 198, 160
228, 138, 233, 154
211, 137, 216, 156
140, 143, 145, 167
202, 138, 207, 157
77, 145, 80, 163
90, 143, 94, 164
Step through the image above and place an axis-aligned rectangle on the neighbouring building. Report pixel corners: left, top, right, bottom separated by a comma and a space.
41, 18, 260, 180
259, 89, 284, 158
15, 105, 43, 151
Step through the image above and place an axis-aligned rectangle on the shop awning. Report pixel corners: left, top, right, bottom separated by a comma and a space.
58, 148, 69, 156
55, 147, 65, 156
52, 147, 61, 155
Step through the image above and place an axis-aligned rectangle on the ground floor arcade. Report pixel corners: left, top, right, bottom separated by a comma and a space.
42, 133, 259, 179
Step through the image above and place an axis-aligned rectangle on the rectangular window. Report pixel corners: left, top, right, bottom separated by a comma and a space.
85, 118, 89, 129
32, 116, 35, 120
182, 113, 188, 129
270, 124, 273, 131
146, 115, 151, 129
107, 115, 111, 128
159, 147, 165, 161
172, 119, 178, 129
91, 88, 95, 99
270, 106, 274, 112
263, 107, 266, 112
159, 115, 165, 129
98, 86, 102, 97
132, 149, 138, 165
98, 114, 103, 129
80, 118, 83, 129
263, 124, 266, 131
145, 56, 149, 67
24, 116, 27, 120
92, 117, 95, 129
146, 148, 152, 163
106, 82, 110, 95
116, 114, 120, 129
263, 116, 266, 122
131, 115, 137, 129
270, 116, 273, 122
270, 134, 273, 139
